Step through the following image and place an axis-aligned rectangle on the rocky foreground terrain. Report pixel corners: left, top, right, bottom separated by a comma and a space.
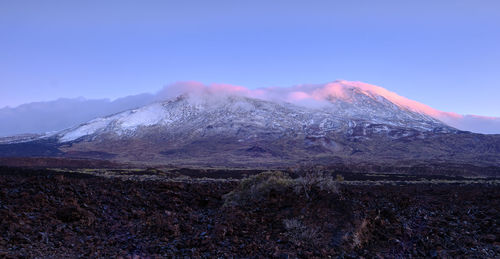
0, 166, 499, 258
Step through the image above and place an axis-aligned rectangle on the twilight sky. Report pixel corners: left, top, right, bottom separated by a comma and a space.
1, 0, 500, 117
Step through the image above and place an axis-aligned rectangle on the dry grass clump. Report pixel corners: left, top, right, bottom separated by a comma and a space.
294, 172, 339, 200
224, 170, 341, 206
223, 171, 293, 207
282, 218, 320, 246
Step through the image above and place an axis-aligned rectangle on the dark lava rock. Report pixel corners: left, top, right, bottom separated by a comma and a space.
0, 167, 499, 258
56, 206, 83, 223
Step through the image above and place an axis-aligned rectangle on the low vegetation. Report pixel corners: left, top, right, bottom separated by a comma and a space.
282, 218, 320, 247
223, 170, 340, 206
294, 171, 339, 200
223, 171, 294, 207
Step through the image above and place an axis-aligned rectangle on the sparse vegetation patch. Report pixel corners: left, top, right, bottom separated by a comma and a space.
223, 171, 294, 206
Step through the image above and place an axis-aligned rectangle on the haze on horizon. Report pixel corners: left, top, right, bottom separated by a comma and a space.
1, 1, 500, 133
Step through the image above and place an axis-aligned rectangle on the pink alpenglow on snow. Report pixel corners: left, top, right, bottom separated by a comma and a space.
155, 80, 500, 134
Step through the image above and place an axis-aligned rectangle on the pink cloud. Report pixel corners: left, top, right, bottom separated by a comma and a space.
207, 83, 250, 95
311, 82, 348, 100
287, 91, 311, 101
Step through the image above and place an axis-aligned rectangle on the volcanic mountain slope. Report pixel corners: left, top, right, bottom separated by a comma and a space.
1, 81, 499, 168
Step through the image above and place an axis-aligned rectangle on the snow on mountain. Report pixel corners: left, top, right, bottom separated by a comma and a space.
59, 102, 170, 142
55, 81, 454, 143
2, 81, 499, 139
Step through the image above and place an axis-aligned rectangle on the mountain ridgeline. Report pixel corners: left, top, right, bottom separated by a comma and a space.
1, 82, 499, 175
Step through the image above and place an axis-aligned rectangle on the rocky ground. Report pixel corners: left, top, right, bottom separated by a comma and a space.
0, 167, 499, 258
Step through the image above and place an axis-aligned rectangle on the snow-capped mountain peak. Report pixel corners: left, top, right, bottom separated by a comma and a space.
56, 88, 453, 143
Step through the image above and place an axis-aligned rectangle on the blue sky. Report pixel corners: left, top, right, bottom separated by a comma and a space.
1, 0, 499, 116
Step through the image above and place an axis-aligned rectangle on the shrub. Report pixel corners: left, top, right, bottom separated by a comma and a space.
223, 170, 341, 206
283, 218, 319, 246
223, 171, 293, 207
294, 172, 339, 200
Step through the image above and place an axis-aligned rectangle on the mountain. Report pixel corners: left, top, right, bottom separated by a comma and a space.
2, 81, 500, 136
1, 81, 499, 172
0, 94, 155, 137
